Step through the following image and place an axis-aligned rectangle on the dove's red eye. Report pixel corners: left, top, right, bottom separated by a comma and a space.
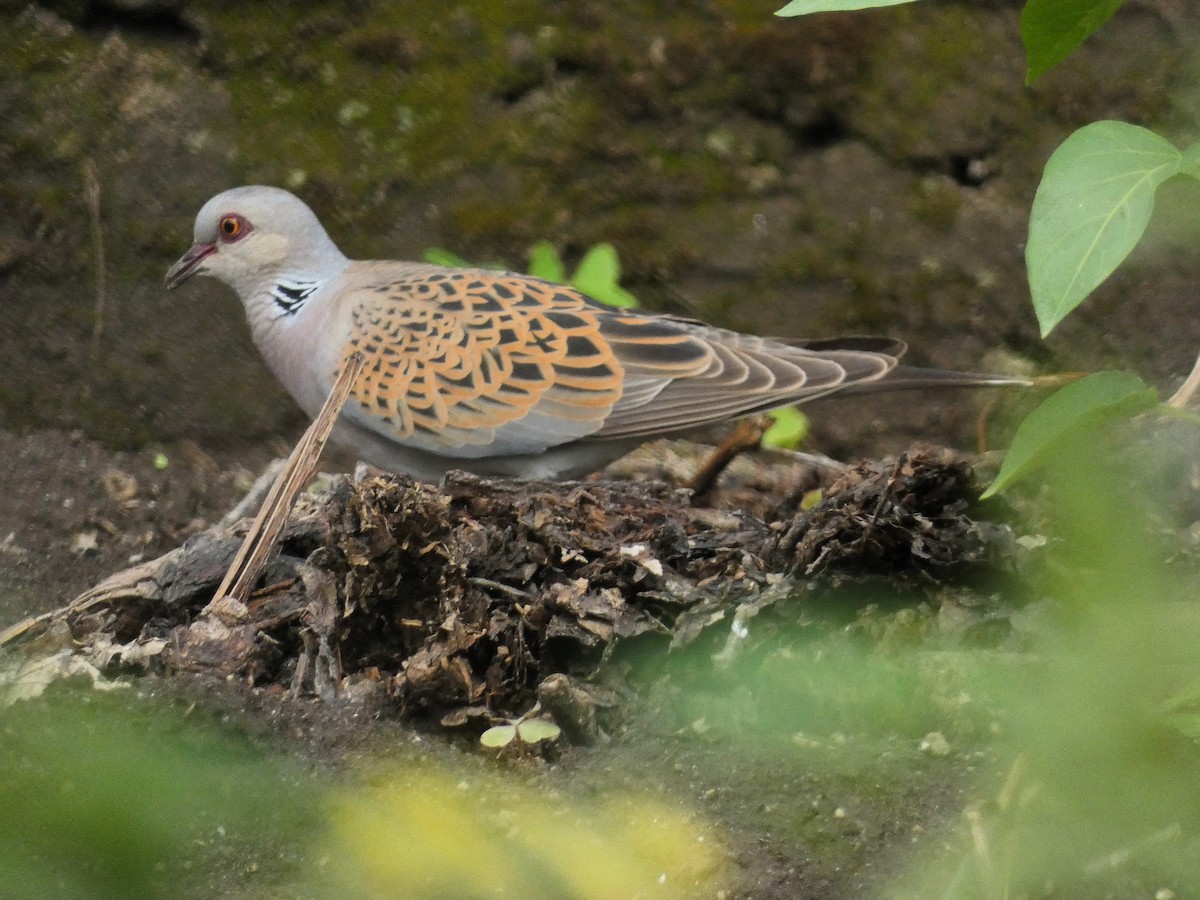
218, 215, 248, 241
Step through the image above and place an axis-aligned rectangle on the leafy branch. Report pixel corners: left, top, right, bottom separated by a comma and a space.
776, 0, 1198, 496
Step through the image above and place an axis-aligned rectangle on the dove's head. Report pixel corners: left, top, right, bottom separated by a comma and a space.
165, 186, 348, 296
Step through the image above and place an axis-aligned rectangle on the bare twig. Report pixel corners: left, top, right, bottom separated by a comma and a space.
218, 458, 287, 529
758, 445, 849, 475
1166, 351, 1200, 409
84, 160, 106, 366
687, 416, 770, 499
208, 352, 365, 609
1030, 372, 1087, 390
975, 394, 1000, 453
469, 577, 534, 602
0, 610, 57, 647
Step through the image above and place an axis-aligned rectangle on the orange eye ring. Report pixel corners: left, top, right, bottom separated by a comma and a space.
219, 216, 242, 239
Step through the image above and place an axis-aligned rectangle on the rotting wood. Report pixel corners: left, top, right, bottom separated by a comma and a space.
0, 448, 1016, 733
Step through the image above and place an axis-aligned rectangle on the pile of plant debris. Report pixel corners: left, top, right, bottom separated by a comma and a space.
0, 448, 1016, 738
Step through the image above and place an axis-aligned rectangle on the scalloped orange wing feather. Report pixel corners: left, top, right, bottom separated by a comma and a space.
333, 265, 898, 457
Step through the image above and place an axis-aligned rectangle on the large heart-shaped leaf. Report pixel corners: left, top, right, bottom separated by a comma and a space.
1027, 121, 1181, 337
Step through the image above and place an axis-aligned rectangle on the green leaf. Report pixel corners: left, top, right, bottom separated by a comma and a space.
423, 247, 472, 267
527, 240, 566, 283
479, 725, 516, 748
762, 407, 809, 450
572, 243, 619, 292
515, 718, 561, 744
594, 282, 640, 309
775, 0, 918, 15
572, 243, 640, 308
1180, 141, 1200, 179
1162, 680, 1200, 740
1167, 712, 1200, 741
425, 241, 639, 306
981, 371, 1158, 498
1020, 0, 1125, 83
1026, 121, 1181, 337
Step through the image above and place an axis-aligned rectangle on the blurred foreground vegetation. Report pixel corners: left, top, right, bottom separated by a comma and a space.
3, 440, 1199, 899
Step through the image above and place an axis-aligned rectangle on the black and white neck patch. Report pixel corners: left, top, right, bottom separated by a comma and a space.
270, 278, 322, 315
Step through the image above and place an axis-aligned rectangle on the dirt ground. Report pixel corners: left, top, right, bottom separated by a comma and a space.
4, 1, 1200, 897
1, 434, 1014, 899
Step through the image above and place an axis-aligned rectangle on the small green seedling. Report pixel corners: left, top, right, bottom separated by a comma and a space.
761, 406, 809, 451
422, 247, 472, 268
558, 242, 639, 309
424, 241, 639, 309
480, 703, 562, 749
526, 240, 566, 283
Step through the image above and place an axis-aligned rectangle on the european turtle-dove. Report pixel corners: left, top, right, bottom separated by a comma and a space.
166, 186, 1027, 480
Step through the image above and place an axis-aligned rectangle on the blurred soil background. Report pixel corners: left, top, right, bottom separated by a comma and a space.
1, 3, 1199, 896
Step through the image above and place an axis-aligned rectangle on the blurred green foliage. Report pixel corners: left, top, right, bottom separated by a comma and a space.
895, 447, 1200, 898
3, 436, 1199, 898
0, 695, 320, 899
320, 766, 720, 898
0, 691, 721, 899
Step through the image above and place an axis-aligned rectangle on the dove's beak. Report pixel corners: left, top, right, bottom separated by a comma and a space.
165, 242, 216, 290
